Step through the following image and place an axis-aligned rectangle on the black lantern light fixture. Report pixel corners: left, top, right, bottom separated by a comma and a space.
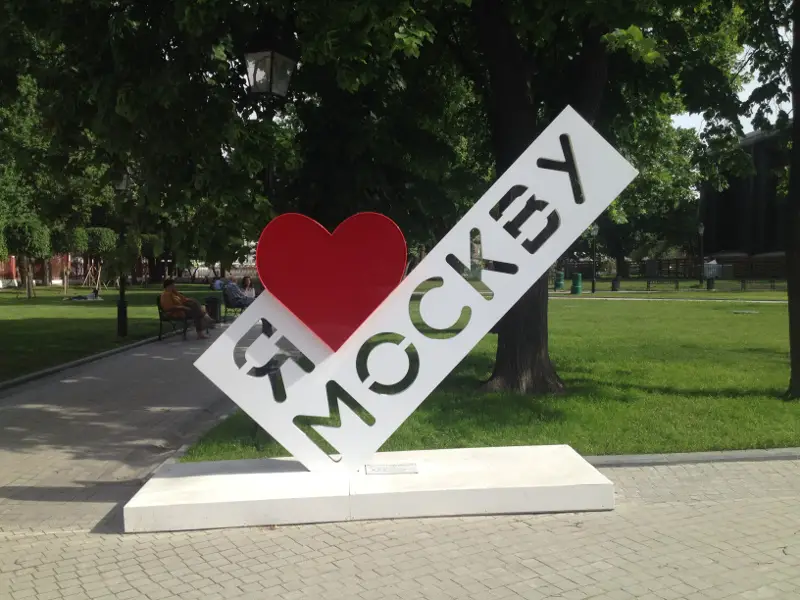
244, 49, 297, 97
244, 36, 298, 196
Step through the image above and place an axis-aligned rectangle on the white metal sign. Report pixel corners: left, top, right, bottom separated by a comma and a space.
195, 106, 638, 472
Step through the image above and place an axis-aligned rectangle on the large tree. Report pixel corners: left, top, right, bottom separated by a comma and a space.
736, 0, 796, 396
0, 72, 115, 296
1, 2, 283, 268
248, 0, 748, 393
421, 2, 744, 392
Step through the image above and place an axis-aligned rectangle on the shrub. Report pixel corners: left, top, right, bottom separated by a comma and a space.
51, 226, 89, 254
86, 227, 118, 257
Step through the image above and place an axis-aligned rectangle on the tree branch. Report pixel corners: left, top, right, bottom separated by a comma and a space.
445, 17, 488, 98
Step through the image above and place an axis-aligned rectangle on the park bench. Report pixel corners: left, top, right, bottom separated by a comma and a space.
222, 286, 244, 322
156, 296, 191, 341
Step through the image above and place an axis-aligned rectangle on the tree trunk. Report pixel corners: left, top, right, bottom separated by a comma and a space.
471, 0, 565, 393
24, 256, 34, 299
486, 276, 563, 392
786, 2, 800, 399
63, 255, 69, 294
615, 255, 628, 279
473, 4, 609, 393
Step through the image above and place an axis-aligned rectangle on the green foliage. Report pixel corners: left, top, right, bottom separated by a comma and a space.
278, 56, 490, 248
0, 0, 755, 318
0, 70, 114, 261
601, 109, 702, 260
0, 230, 7, 261
86, 227, 117, 257
139, 234, 164, 258
737, 0, 791, 130
2, 0, 745, 262
5, 218, 51, 258
50, 226, 89, 254
604, 25, 668, 66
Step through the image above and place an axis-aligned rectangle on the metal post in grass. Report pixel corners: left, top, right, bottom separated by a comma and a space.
698, 222, 705, 286
244, 30, 298, 197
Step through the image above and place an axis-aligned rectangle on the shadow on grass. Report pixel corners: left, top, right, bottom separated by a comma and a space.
0, 286, 216, 308
566, 375, 785, 401
204, 350, 567, 456
678, 342, 788, 358
0, 317, 165, 382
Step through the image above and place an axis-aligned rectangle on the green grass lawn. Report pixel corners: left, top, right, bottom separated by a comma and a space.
556, 290, 787, 301
183, 298, 798, 461
578, 278, 787, 301
0, 283, 217, 382
415, 277, 788, 302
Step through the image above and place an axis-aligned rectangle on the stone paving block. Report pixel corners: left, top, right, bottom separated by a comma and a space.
2, 324, 800, 599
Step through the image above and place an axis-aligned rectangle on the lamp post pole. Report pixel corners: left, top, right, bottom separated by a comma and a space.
117, 265, 128, 338
115, 172, 131, 337
698, 222, 705, 287
589, 222, 599, 294
244, 43, 297, 197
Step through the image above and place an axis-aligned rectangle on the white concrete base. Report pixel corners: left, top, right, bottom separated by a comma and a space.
123, 445, 613, 533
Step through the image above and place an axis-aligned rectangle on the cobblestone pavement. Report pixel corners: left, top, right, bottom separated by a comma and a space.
1, 324, 799, 599
0, 324, 245, 534
0, 460, 798, 600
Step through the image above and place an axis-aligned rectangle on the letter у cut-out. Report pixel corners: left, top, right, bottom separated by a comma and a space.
194, 106, 638, 473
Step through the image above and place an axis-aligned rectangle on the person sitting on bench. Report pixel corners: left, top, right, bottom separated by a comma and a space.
223, 276, 255, 309
241, 276, 258, 299
160, 279, 214, 340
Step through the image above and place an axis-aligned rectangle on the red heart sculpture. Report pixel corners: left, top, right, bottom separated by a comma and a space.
256, 212, 407, 350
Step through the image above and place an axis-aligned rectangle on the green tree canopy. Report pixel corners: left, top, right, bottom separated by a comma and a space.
1, 0, 753, 390
5, 218, 51, 258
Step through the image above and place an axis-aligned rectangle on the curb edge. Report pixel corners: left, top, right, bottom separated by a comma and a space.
586, 447, 800, 468
0, 331, 181, 395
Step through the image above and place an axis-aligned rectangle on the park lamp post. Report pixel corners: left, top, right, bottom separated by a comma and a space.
244, 45, 297, 195
114, 173, 130, 338
589, 222, 599, 294
698, 222, 705, 286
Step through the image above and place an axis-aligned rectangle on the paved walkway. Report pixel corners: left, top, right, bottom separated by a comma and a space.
0, 324, 250, 534
1, 325, 799, 600
0, 461, 797, 600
